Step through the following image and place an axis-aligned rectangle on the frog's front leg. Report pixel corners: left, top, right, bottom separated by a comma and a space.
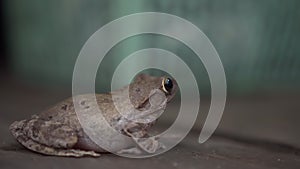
132, 136, 165, 153
119, 134, 164, 154
122, 123, 165, 154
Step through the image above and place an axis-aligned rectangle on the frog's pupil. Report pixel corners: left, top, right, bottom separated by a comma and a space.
164, 78, 173, 91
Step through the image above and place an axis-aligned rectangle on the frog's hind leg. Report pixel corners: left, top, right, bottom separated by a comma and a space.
9, 120, 100, 157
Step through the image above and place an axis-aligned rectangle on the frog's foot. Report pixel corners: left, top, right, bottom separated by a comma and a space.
55, 149, 100, 157
117, 147, 143, 155
117, 136, 165, 154
123, 123, 165, 154
132, 137, 165, 154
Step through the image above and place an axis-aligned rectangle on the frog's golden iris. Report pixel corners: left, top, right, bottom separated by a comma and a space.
162, 77, 173, 94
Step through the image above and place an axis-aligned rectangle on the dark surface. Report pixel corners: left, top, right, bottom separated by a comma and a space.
0, 75, 300, 169
1, 131, 300, 169
1, 130, 300, 169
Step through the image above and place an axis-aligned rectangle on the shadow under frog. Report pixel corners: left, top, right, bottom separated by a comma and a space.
9, 74, 178, 157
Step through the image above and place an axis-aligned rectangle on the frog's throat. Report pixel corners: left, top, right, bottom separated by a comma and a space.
122, 101, 166, 124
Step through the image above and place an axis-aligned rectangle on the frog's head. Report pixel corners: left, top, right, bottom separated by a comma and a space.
129, 73, 178, 109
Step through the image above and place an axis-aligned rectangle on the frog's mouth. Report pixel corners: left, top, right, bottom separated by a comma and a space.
132, 108, 165, 124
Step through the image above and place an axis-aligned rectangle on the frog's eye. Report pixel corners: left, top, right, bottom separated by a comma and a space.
162, 77, 173, 94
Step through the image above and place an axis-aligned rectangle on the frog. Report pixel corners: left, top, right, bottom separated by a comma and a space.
9, 74, 178, 157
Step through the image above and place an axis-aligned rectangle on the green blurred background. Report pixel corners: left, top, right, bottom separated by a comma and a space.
1, 0, 300, 148
2, 0, 300, 95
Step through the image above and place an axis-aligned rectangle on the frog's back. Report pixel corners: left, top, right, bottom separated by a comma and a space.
36, 93, 118, 128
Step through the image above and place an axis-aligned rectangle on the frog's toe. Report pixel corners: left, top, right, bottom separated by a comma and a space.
42, 148, 100, 157
56, 149, 101, 157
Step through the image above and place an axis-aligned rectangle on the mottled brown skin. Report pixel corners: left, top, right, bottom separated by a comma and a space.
9, 74, 178, 157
